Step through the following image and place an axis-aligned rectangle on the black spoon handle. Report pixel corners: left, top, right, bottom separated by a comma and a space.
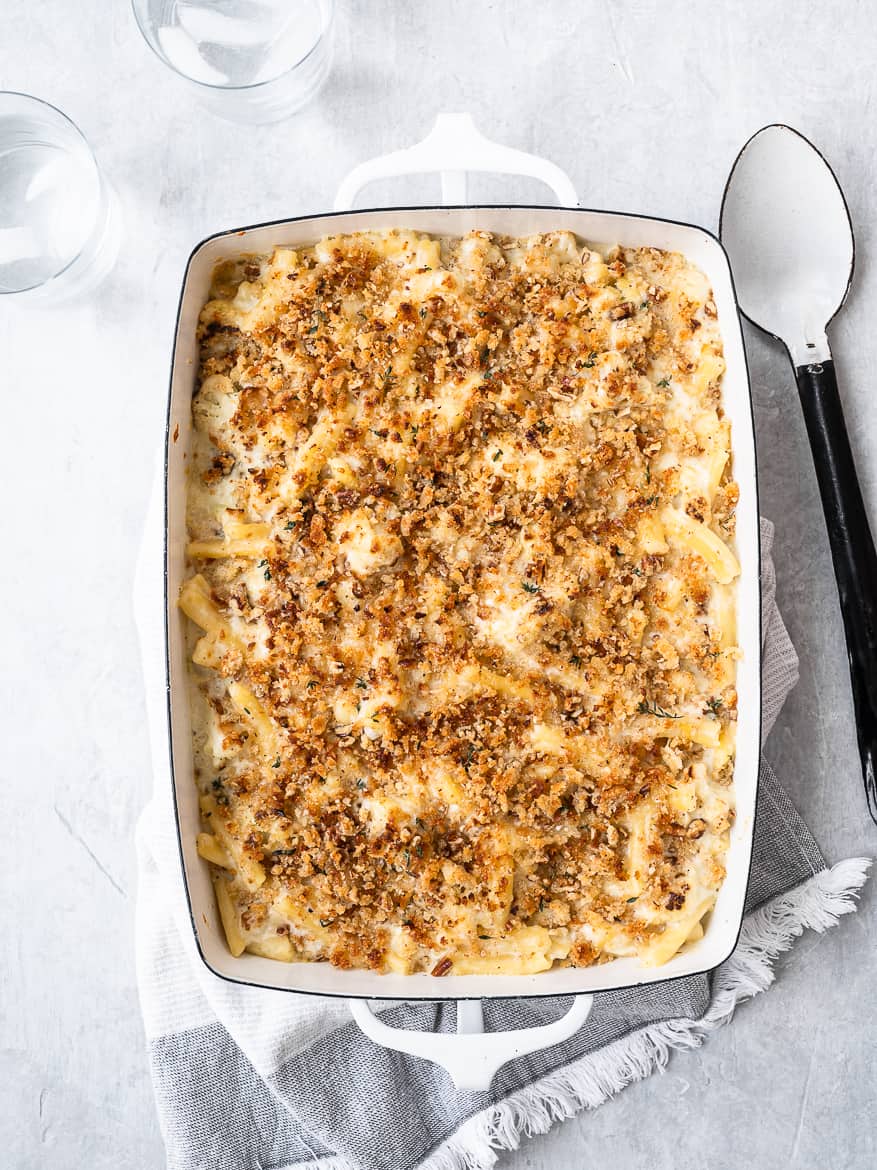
795, 358, 877, 823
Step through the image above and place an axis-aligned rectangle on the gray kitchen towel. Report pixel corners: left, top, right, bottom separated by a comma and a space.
135, 513, 870, 1170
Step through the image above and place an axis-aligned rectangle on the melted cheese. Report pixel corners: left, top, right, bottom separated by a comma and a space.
182, 229, 738, 976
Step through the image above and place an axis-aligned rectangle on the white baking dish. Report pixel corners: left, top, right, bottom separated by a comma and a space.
163, 115, 760, 1088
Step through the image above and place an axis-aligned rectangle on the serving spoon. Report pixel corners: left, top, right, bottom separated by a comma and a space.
721, 123, 877, 824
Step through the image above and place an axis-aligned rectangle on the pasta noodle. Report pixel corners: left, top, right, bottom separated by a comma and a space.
181, 230, 738, 974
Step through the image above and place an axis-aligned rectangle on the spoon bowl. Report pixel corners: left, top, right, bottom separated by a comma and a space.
721, 124, 854, 365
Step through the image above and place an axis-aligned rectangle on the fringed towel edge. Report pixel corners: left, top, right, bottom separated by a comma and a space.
420, 857, 871, 1170
280, 858, 870, 1170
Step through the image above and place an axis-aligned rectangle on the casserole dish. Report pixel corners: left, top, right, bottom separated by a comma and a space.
164, 115, 760, 1088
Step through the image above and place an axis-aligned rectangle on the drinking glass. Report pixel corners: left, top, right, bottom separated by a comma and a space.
131, 0, 335, 123
0, 92, 120, 303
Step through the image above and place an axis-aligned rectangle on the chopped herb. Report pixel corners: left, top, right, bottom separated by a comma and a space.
657, 377, 671, 388
307, 310, 326, 334
477, 310, 487, 317
381, 365, 394, 388
415, 842, 423, 857
319, 918, 331, 928
356, 778, 367, 790
258, 559, 267, 567
478, 934, 491, 940
243, 707, 251, 715
355, 678, 368, 689
535, 418, 550, 435
306, 680, 317, 690
570, 654, 582, 667
371, 714, 379, 721
626, 896, 638, 903
272, 848, 295, 856
316, 579, 328, 588
284, 520, 296, 530
705, 696, 723, 716
640, 300, 649, 309
271, 758, 281, 769
538, 896, 545, 912
480, 346, 490, 365
410, 424, 419, 439
263, 567, 271, 581
403, 850, 411, 870
463, 742, 476, 770
645, 464, 651, 485
632, 567, 642, 577
637, 699, 680, 719
419, 307, 427, 319
522, 580, 540, 594
492, 449, 502, 462
583, 351, 597, 368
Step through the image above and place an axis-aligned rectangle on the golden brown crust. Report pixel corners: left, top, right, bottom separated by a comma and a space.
183, 230, 738, 974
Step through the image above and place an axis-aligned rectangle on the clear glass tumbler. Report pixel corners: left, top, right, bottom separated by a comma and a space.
0, 92, 120, 303
131, 0, 335, 123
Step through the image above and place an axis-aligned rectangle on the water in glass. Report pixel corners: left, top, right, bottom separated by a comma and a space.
0, 93, 117, 301
133, 0, 334, 122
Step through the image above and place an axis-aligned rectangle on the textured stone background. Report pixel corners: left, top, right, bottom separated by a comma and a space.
1, 2, 875, 1167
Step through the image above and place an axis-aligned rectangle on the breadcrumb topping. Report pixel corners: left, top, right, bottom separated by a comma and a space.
182, 229, 738, 975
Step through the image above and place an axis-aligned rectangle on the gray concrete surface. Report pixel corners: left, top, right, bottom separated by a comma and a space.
1, 2, 875, 1167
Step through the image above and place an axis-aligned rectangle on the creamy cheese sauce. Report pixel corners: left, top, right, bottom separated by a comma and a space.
180, 230, 739, 974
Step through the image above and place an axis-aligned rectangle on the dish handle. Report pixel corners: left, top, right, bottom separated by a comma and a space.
333, 113, 578, 210
348, 994, 593, 1092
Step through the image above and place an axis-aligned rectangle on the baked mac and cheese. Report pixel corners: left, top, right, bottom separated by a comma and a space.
181, 229, 739, 975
